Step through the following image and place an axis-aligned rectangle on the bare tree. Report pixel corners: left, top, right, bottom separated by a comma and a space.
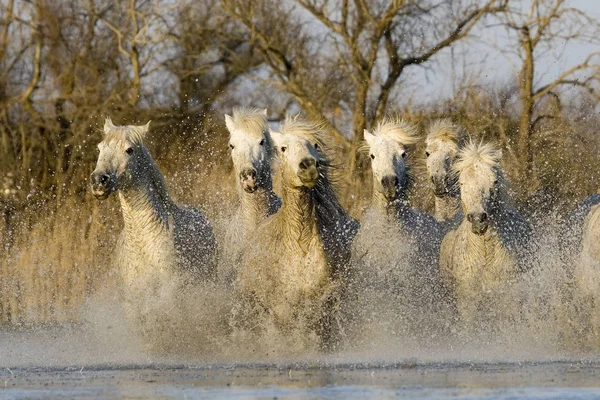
165, 0, 263, 126
98, 0, 178, 107
499, 0, 600, 189
223, 0, 507, 147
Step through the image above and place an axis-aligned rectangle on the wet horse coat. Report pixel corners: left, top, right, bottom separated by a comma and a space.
90, 119, 216, 321
235, 116, 358, 350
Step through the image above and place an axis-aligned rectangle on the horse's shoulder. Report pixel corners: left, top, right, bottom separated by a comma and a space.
173, 204, 214, 242
270, 195, 283, 215
558, 194, 600, 258
340, 215, 360, 243
251, 212, 283, 246
175, 203, 209, 222
574, 194, 600, 215
405, 208, 443, 239
440, 209, 463, 233
584, 203, 600, 229
494, 204, 530, 236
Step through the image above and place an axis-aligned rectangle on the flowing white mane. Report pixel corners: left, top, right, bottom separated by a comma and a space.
279, 114, 328, 146
453, 140, 502, 175
426, 119, 466, 149
103, 117, 150, 145
371, 117, 420, 146
229, 107, 269, 139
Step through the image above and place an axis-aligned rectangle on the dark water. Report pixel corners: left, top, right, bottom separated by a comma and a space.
1, 362, 600, 399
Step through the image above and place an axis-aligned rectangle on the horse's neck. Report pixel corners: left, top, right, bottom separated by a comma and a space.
119, 178, 175, 245
372, 190, 411, 227
239, 187, 279, 229
460, 221, 508, 263
280, 184, 319, 252
435, 193, 460, 222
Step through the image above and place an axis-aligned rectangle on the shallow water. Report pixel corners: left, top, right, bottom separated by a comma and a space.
2, 362, 600, 399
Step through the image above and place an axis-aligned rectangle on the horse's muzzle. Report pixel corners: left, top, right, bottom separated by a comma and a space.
240, 168, 258, 193
381, 175, 399, 202
298, 158, 318, 187
432, 180, 448, 197
467, 212, 488, 235
90, 172, 114, 199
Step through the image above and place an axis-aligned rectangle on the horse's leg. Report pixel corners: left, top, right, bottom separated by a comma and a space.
317, 283, 345, 353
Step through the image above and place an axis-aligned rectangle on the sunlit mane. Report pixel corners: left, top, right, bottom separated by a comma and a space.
372, 117, 420, 145
279, 115, 328, 147
103, 117, 150, 145
230, 107, 269, 139
426, 119, 466, 149
453, 140, 502, 175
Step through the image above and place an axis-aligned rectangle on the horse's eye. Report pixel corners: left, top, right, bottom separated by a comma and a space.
125, 147, 134, 155
229, 143, 235, 150
425, 151, 430, 158
259, 139, 265, 146
370, 154, 375, 160
401, 152, 407, 159
281, 146, 287, 153
314, 143, 319, 150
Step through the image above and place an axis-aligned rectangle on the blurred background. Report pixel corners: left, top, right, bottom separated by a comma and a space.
0, 0, 598, 326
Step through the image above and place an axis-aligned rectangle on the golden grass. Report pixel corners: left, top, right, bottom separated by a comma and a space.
0, 197, 119, 325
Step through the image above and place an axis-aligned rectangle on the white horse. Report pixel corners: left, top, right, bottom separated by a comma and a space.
221, 108, 281, 283
425, 119, 466, 223
234, 115, 359, 351
563, 194, 600, 340
560, 194, 600, 268
348, 118, 448, 338
363, 118, 444, 262
439, 140, 533, 323
90, 118, 216, 323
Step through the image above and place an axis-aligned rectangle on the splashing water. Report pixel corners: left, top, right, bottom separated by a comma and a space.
1, 207, 600, 370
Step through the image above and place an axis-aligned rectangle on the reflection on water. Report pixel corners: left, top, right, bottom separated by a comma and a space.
1, 363, 600, 399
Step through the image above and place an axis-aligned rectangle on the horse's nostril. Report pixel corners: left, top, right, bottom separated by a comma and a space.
468, 213, 487, 223
299, 158, 316, 170
241, 169, 257, 180
381, 176, 398, 188
100, 174, 110, 185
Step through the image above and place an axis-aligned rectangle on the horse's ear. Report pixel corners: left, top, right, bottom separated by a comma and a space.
262, 109, 268, 116
140, 121, 151, 138
104, 117, 115, 135
224, 114, 235, 133
130, 121, 150, 143
363, 129, 375, 145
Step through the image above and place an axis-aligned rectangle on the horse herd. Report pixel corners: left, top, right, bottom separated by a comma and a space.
89, 108, 600, 351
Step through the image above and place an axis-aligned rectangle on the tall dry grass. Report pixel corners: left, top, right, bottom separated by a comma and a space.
0, 198, 118, 325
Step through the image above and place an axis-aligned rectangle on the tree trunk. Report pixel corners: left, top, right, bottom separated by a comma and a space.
517, 32, 536, 196
348, 81, 371, 209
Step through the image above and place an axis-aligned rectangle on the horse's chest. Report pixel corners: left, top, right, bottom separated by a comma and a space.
276, 236, 330, 297
576, 205, 600, 296
455, 226, 512, 288
582, 205, 600, 261
119, 222, 176, 289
